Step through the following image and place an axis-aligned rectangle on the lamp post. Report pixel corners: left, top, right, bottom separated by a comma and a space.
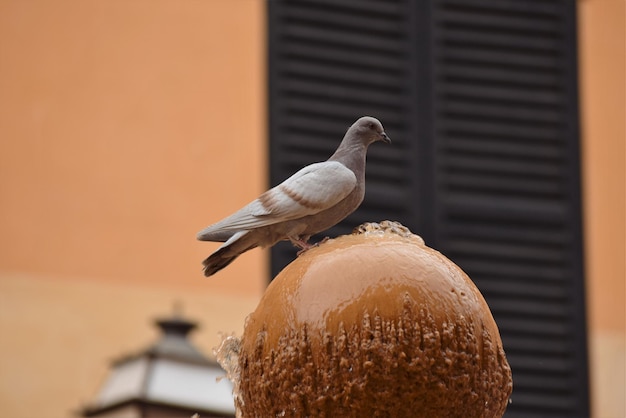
81, 311, 235, 418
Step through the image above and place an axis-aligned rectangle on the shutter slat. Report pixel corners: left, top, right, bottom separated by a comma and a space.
438, 28, 561, 52
447, 241, 566, 265
442, 0, 562, 17
289, 0, 405, 17
441, 63, 561, 87
445, 154, 564, 177
445, 194, 567, 221
441, 119, 562, 141
283, 79, 405, 107
508, 393, 578, 413
282, 60, 405, 90
513, 374, 575, 393
282, 43, 405, 72
283, 25, 406, 54
488, 298, 570, 319
501, 335, 569, 356
445, 136, 564, 159
281, 5, 405, 36
439, 84, 563, 107
495, 317, 569, 337
280, 114, 359, 134
283, 97, 406, 124
447, 176, 563, 197
446, 221, 568, 243
439, 45, 561, 70
454, 259, 567, 283
507, 354, 573, 373
439, 101, 563, 124
476, 279, 568, 300
437, 9, 561, 35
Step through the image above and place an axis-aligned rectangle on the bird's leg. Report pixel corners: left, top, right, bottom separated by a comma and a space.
289, 235, 311, 249
290, 236, 333, 256
289, 235, 313, 256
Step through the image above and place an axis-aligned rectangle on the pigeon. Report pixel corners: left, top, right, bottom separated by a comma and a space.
197, 116, 390, 277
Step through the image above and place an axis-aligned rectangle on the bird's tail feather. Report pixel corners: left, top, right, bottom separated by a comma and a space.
202, 250, 240, 277
202, 230, 257, 277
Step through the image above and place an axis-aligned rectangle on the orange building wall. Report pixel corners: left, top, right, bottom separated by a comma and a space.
0, 1, 266, 417
578, 0, 626, 416
0, 1, 623, 418
0, 0, 266, 295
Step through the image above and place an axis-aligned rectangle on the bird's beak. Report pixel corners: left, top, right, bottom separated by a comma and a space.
380, 132, 391, 144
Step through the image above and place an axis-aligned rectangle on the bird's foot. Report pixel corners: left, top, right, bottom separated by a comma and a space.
294, 237, 331, 256
296, 247, 310, 256
289, 236, 311, 253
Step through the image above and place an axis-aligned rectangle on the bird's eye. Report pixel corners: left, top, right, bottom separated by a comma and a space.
368, 122, 375, 129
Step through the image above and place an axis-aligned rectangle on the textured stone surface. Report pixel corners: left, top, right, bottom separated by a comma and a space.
231, 222, 512, 417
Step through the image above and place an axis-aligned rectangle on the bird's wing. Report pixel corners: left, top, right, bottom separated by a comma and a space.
197, 161, 356, 240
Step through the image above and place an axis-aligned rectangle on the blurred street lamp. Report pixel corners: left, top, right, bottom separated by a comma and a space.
80, 311, 235, 418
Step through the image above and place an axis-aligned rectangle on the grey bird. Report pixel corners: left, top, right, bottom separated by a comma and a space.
196, 116, 390, 277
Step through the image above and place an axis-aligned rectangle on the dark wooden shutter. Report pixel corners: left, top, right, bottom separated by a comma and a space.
268, 0, 423, 268
268, 1, 589, 417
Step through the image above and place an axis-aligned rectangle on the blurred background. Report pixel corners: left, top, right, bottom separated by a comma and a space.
0, 0, 623, 417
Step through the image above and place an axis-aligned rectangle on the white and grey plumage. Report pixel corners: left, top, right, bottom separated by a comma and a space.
197, 116, 390, 277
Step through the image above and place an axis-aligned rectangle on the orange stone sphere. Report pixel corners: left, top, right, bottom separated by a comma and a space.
236, 221, 512, 417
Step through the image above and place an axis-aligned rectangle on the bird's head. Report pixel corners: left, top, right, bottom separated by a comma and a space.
350, 116, 391, 145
